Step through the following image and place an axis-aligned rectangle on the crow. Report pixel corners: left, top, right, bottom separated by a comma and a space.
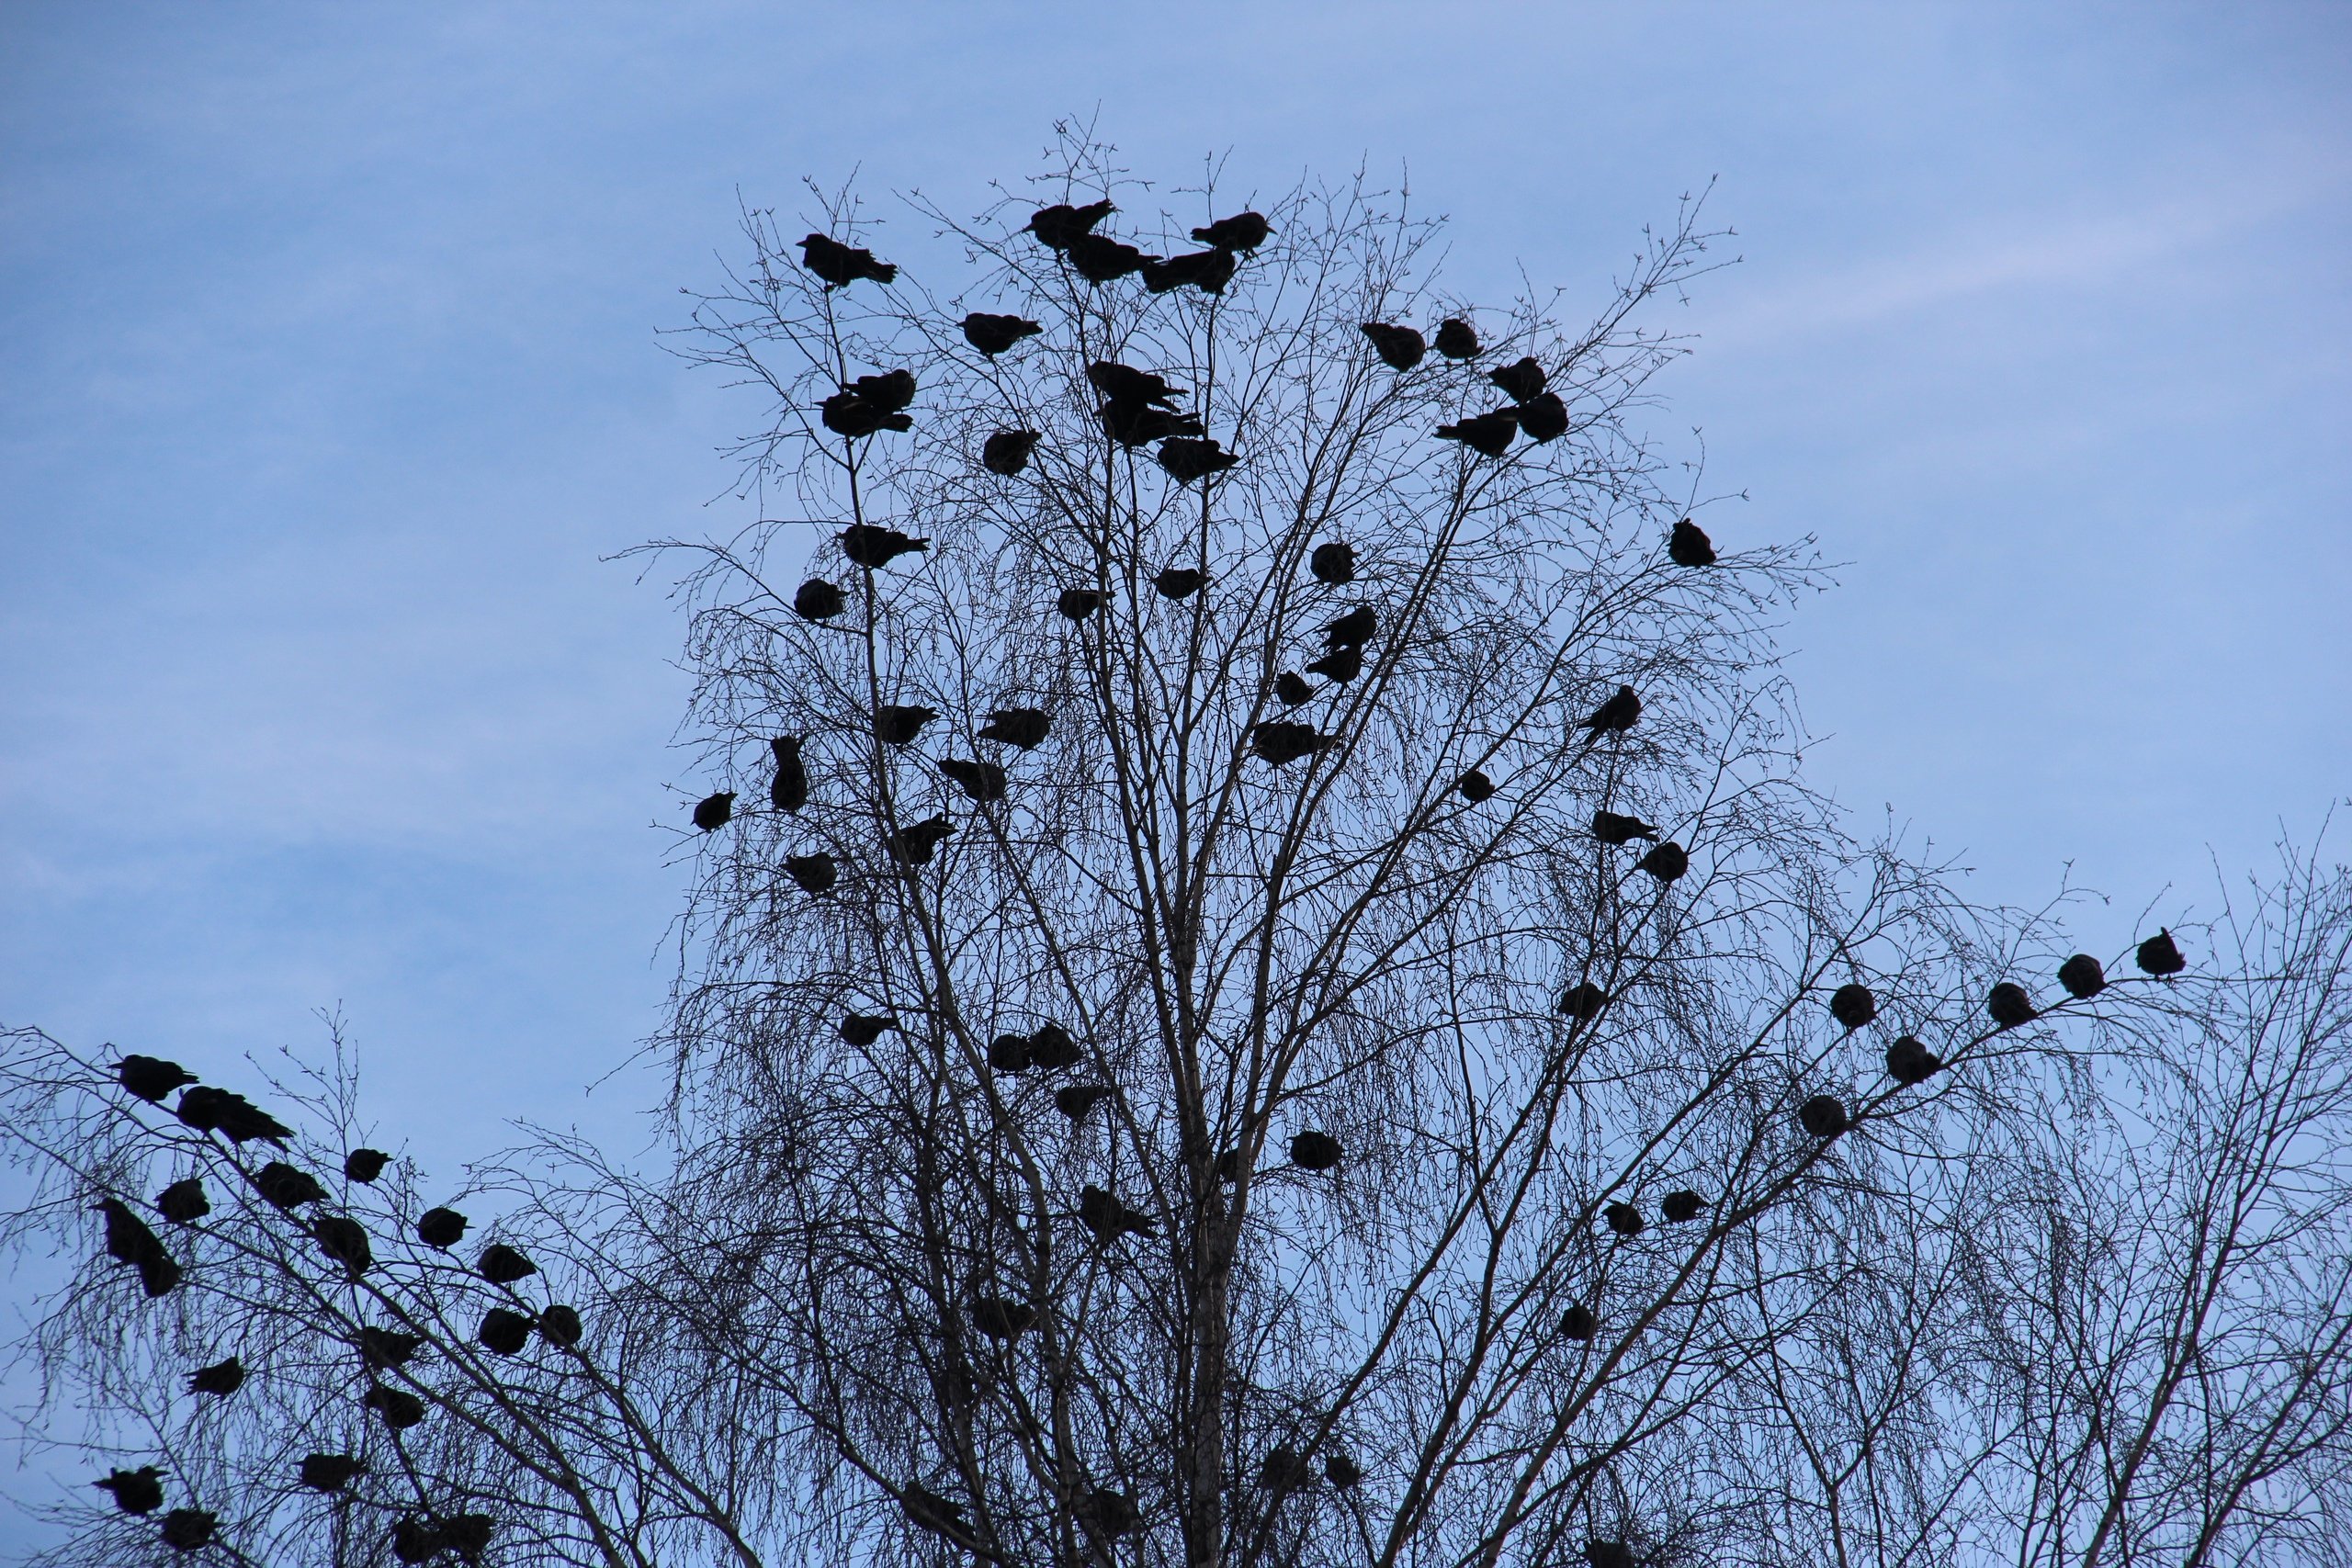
357, 1326, 424, 1370
155, 1177, 209, 1224
978, 707, 1051, 749
316, 1214, 372, 1278
1634, 841, 1689, 883
840, 1013, 896, 1046
982, 429, 1040, 476
1559, 1304, 1598, 1341
2137, 929, 2188, 976
2058, 953, 2107, 998
1140, 248, 1236, 294
1559, 983, 1608, 1022
904, 1484, 968, 1537
1056, 1084, 1114, 1120
1511, 390, 1569, 444
365, 1384, 426, 1430
188, 1356, 244, 1397
1289, 1130, 1342, 1170
160, 1508, 217, 1552
1250, 722, 1334, 766
988, 1032, 1033, 1072
819, 387, 913, 439
1026, 1021, 1082, 1070
1192, 210, 1271, 251
1274, 672, 1315, 706
478, 1308, 532, 1355
1324, 1452, 1365, 1487
1079, 1184, 1157, 1241
299, 1454, 364, 1493
1668, 518, 1716, 566
1829, 984, 1877, 1032
99, 1198, 181, 1296
770, 736, 807, 814
1153, 567, 1206, 599
1027, 199, 1114, 250
1583, 1542, 1634, 1568
1079, 1487, 1140, 1536
960, 311, 1042, 355
1067, 233, 1154, 283
1086, 362, 1185, 406
1432, 317, 1480, 359
1885, 1035, 1942, 1086
446, 1513, 496, 1565
794, 579, 845, 621
1157, 436, 1238, 482
1579, 684, 1642, 739
416, 1206, 468, 1249
1057, 588, 1104, 621
95, 1467, 164, 1515
175, 1086, 290, 1144
1434, 410, 1518, 457
1261, 1444, 1315, 1493
1603, 1201, 1645, 1236
971, 1297, 1036, 1338
391, 1516, 445, 1564
478, 1243, 536, 1285
1591, 809, 1658, 845
1360, 321, 1427, 370
118, 1055, 195, 1103
253, 1161, 325, 1210
849, 367, 914, 412
798, 233, 895, 288
1987, 982, 2037, 1030
1324, 604, 1376, 649
538, 1304, 583, 1347
692, 792, 734, 832
938, 758, 1007, 802
1100, 400, 1204, 446
1460, 769, 1496, 802
344, 1148, 390, 1183
876, 705, 938, 745
1798, 1095, 1849, 1138
1310, 541, 1356, 583
1661, 1189, 1708, 1224
1305, 645, 1362, 682
888, 815, 955, 867
839, 524, 928, 570
1488, 356, 1546, 402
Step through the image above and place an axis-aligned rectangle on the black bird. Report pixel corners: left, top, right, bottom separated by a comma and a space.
1305, 644, 1362, 682
1027, 198, 1114, 250
253, 1161, 325, 1210
1157, 436, 1238, 482
1290, 1130, 1343, 1170
839, 524, 929, 570
1591, 809, 1659, 845
1274, 671, 1315, 706
1434, 410, 1518, 457
365, 1384, 426, 1430
1057, 588, 1104, 621
840, 1013, 896, 1046
1360, 321, 1427, 370
1829, 984, 1877, 1032
1460, 768, 1496, 802
188, 1356, 244, 1397
1580, 684, 1642, 739
786, 860, 842, 893
1026, 1021, 1082, 1070
1798, 1094, 1850, 1138
938, 758, 1007, 802
692, 792, 734, 832
1560, 1303, 1598, 1341
1100, 400, 1204, 446
1885, 1035, 1942, 1086
315, 1214, 372, 1277
971, 1297, 1035, 1338
888, 814, 955, 867
446, 1513, 497, 1555
1661, 1189, 1708, 1224
770, 736, 807, 814
479, 1244, 536, 1284
174, 1085, 290, 1144
299, 1454, 364, 1493
118, 1055, 196, 1103
1310, 540, 1356, 583
1079, 1184, 1157, 1241
160, 1508, 217, 1553
98, 1198, 180, 1296
1192, 210, 1271, 251
1066, 232, 1155, 283
95, 1467, 164, 1516
1635, 841, 1690, 883
982, 429, 1040, 476
345, 1147, 391, 1183
1668, 517, 1716, 566
1140, 248, 1237, 294
961, 311, 1042, 355
988, 1032, 1033, 1072
876, 704, 939, 745
903, 1484, 968, 1537
2137, 929, 2188, 976
794, 578, 845, 621
1087, 361, 1185, 406
1510, 390, 1569, 444
978, 706, 1050, 749
2058, 953, 2107, 998
797, 233, 895, 288
358, 1326, 424, 1370
416, 1206, 468, 1249
1559, 982, 1608, 1021
478, 1308, 532, 1355
1488, 355, 1546, 402
1324, 1452, 1365, 1488
1250, 721, 1334, 767
390, 1517, 445, 1564
155, 1177, 209, 1225
1080, 1488, 1140, 1537
820, 386, 913, 439
1261, 1445, 1315, 1495
538, 1304, 583, 1348
1055, 1084, 1114, 1121
1987, 982, 2037, 1030
1583, 1542, 1634, 1568
1153, 567, 1206, 599
1603, 1201, 1645, 1237
1324, 604, 1376, 648
1432, 317, 1480, 359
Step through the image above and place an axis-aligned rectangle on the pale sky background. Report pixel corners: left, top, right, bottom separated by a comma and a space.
1, 0, 2347, 1528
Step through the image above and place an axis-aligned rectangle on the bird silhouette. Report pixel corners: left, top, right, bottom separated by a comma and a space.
1100, 401, 1204, 446
1192, 210, 1271, 251
1250, 722, 1334, 767
155, 1178, 209, 1224
1635, 842, 1689, 884
839, 524, 929, 570
160, 1508, 217, 1552
1066, 233, 1155, 283
850, 367, 914, 412
1360, 321, 1427, 370
903, 1484, 968, 1537
95, 1467, 164, 1515
1661, 1190, 1708, 1224
391, 1517, 445, 1564
1305, 645, 1362, 682
1432, 318, 1480, 359
1798, 1094, 1849, 1138
478, 1244, 536, 1285
1080, 1488, 1140, 1537
794, 579, 845, 621
1583, 1542, 1634, 1568
253, 1161, 325, 1210
1460, 769, 1496, 802
315, 1214, 372, 1277
478, 1308, 532, 1355
1310, 541, 1356, 583
840, 1013, 897, 1046
1055, 1084, 1114, 1120
174, 1086, 290, 1144
1488, 356, 1546, 401
982, 429, 1040, 477
979, 707, 1051, 749
888, 815, 955, 867
2136, 929, 2188, 976
692, 793, 734, 832
1026, 1021, 1081, 1070
1987, 983, 2036, 1030
1603, 1202, 1645, 1237
538, 1304, 583, 1348
2058, 953, 2107, 998
1140, 248, 1237, 294
1289, 1130, 1343, 1170
299, 1454, 364, 1493
1157, 436, 1238, 482
1027, 199, 1115, 250
188, 1356, 244, 1397
798, 233, 896, 288
1274, 672, 1315, 706
1087, 362, 1185, 406
770, 736, 808, 814
1579, 684, 1642, 739
117, 1055, 195, 1102
1434, 410, 1518, 457
345, 1148, 390, 1183
971, 1297, 1036, 1338
99, 1198, 180, 1296
1590, 809, 1659, 845
988, 1032, 1033, 1072
1885, 1035, 1942, 1086
820, 387, 913, 440
1829, 984, 1877, 1032
961, 311, 1042, 355
1324, 1453, 1365, 1487
358, 1326, 424, 1371
1559, 983, 1608, 1022
1510, 391, 1569, 444
416, 1207, 468, 1249
1560, 1303, 1598, 1341
1057, 588, 1104, 621
1153, 567, 1206, 599
1261, 1445, 1315, 1493
938, 758, 1007, 803
1324, 604, 1376, 648
876, 705, 938, 745
1668, 518, 1716, 566
446, 1510, 496, 1557
1079, 1184, 1157, 1241
365, 1384, 426, 1430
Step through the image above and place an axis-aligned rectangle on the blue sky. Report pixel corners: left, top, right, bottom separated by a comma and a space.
2, 0, 2346, 1265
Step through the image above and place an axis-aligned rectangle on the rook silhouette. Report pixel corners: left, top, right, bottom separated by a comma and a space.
971, 1297, 1035, 1338
1079, 1184, 1157, 1241
1310, 540, 1356, 583
174, 1086, 290, 1144
1559, 983, 1608, 1022
1305, 644, 1362, 682
1274, 671, 1314, 706
1055, 1084, 1114, 1121
1153, 567, 1206, 599
841, 1013, 896, 1046
1634, 841, 1689, 884
1192, 210, 1271, 251
300, 1454, 364, 1493
1798, 1094, 1850, 1138
1661, 1190, 1708, 1224
1885, 1035, 1942, 1086
188, 1356, 243, 1397
1289, 1130, 1342, 1170
1584, 1542, 1634, 1568
988, 1032, 1033, 1072
2136, 928, 2187, 976
938, 758, 1007, 802
155, 1177, 209, 1224
960, 310, 1042, 355
876, 704, 937, 745
1668, 517, 1716, 566
1157, 435, 1238, 481
478, 1243, 536, 1285
797, 233, 895, 288
1511, 390, 1568, 444
1360, 321, 1426, 370
978, 707, 1050, 749
692, 792, 734, 832
539, 1304, 583, 1348
839, 524, 926, 569
1057, 588, 1104, 621
1987, 982, 2037, 1030
478, 1308, 532, 1355
118, 1055, 195, 1102
416, 1206, 468, 1249
358, 1326, 424, 1370
315, 1214, 372, 1277
1434, 409, 1518, 456
1325, 1452, 1365, 1487
1829, 984, 1877, 1032
160, 1508, 216, 1553
770, 736, 808, 814
1250, 721, 1334, 767
1487, 355, 1546, 401
99, 1198, 180, 1296
365, 1384, 426, 1430
904, 1484, 967, 1537
1591, 809, 1658, 845
95, 1466, 164, 1515
982, 428, 1039, 476
1579, 684, 1641, 739
1026, 1022, 1081, 1070
794, 579, 845, 621
1432, 317, 1479, 358
1560, 1303, 1598, 1341
2058, 953, 2107, 998
1066, 232, 1154, 283
1323, 604, 1376, 648
1141, 248, 1237, 294
888, 814, 955, 867
1459, 768, 1496, 802
1027, 199, 1114, 250
253, 1160, 325, 1210
344, 1147, 390, 1183
1603, 1201, 1645, 1236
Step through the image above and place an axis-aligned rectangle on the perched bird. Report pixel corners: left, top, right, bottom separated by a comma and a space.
1323, 604, 1377, 648
1079, 1488, 1140, 1537
770, 736, 807, 814
1579, 684, 1642, 739
839, 524, 929, 570
1559, 983, 1608, 1022
117, 1055, 196, 1103
160, 1508, 217, 1552
344, 1148, 391, 1183
155, 1177, 209, 1225
95, 1467, 165, 1516
1026, 1022, 1081, 1070
1798, 1094, 1850, 1139
538, 1304, 583, 1348
1066, 232, 1154, 283
971, 1297, 1036, 1338
1100, 400, 1204, 446
876, 704, 939, 745
794, 578, 845, 621
1079, 1184, 1157, 1241
1583, 1542, 1634, 1568
1590, 809, 1659, 845
982, 429, 1040, 477
937, 758, 1007, 803
444, 1509, 495, 1560
1603, 1202, 1645, 1237
978, 707, 1050, 749
1057, 588, 1104, 621
819, 386, 913, 440
416, 1206, 469, 1249
1434, 410, 1518, 457
888, 814, 955, 867
1193, 210, 1271, 251
1510, 390, 1569, 444
2137, 929, 2188, 976
188, 1356, 244, 1397
1310, 540, 1357, 583
479, 1244, 537, 1284
391, 1517, 445, 1564
1661, 1190, 1708, 1224
1987, 983, 2037, 1030
299, 1453, 364, 1493
2058, 953, 2107, 998
1289, 1130, 1343, 1171
1885, 1035, 1942, 1086
1140, 248, 1236, 294
364, 1384, 426, 1430
1055, 1084, 1115, 1123
98, 1198, 180, 1297
1829, 984, 1877, 1032
1488, 356, 1546, 402
315, 1214, 372, 1278
797, 233, 895, 288
1459, 769, 1496, 802
692, 793, 735, 832
1087, 361, 1185, 406
1668, 518, 1716, 566
1432, 317, 1480, 359
1157, 436, 1238, 482
961, 311, 1042, 355
1250, 721, 1334, 767
1261, 1444, 1316, 1493
841, 1013, 897, 1046
903, 1484, 968, 1537
252, 1161, 325, 1210
1027, 199, 1115, 250
988, 1032, 1033, 1072
1153, 567, 1206, 599
357, 1326, 425, 1371
1324, 1452, 1365, 1488
174, 1086, 290, 1145
1360, 321, 1427, 370
1560, 1303, 1598, 1341
1634, 842, 1690, 884
478, 1308, 532, 1356
1305, 644, 1363, 682
1274, 671, 1315, 706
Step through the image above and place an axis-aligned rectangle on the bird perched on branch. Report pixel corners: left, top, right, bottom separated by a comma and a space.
798, 233, 895, 288
961, 311, 1041, 355
155, 1178, 209, 1224
1668, 518, 1716, 566
840, 1014, 896, 1046
1360, 321, 1426, 370
1559, 1304, 1598, 1341
1488, 356, 1546, 402
971, 1297, 1035, 1338
1583, 1541, 1634, 1568
983, 429, 1039, 476
785, 853, 836, 893
175, 1086, 290, 1144
1885, 1035, 1942, 1086
1634, 842, 1689, 884
794, 579, 845, 621
1661, 1190, 1709, 1224
979, 707, 1050, 749
1102, 401, 1204, 446
478, 1244, 536, 1284
988, 1032, 1033, 1072
253, 1161, 325, 1210
938, 758, 1006, 802
1459, 769, 1496, 802
1603, 1201, 1645, 1236
538, 1304, 583, 1347
692, 793, 734, 832
888, 815, 955, 867
1079, 1184, 1157, 1241
98, 1198, 180, 1296
876, 705, 938, 745
2058, 953, 2106, 998
117, 1055, 195, 1102
160, 1508, 217, 1552
1798, 1095, 1849, 1138
1153, 567, 1206, 599
1305, 644, 1362, 682
1026, 1021, 1081, 1070
1067, 232, 1155, 283
315, 1214, 372, 1277
1057, 588, 1104, 621
96, 1467, 165, 1515
1829, 984, 1877, 1032
1510, 390, 1569, 444
1987, 983, 2037, 1030
1435, 409, 1518, 457
1274, 672, 1314, 706
820, 372, 916, 439
299, 1454, 363, 1492
903, 1484, 968, 1537
1157, 436, 1238, 482
770, 736, 807, 814
839, 524, 928, 570
1432, 318, 1480, 358
357, 1326, 424, 1371
1323, 604, 1376, 649
1027, 199, 1114, 250
364, 1384, 426, 1430
1559, 983, 1608, 1021
1310, 540, 1356, 583
1324, 1452, 1365, 1487
416, 1206, 468, 1249
188, 1356, 244, 1397
1590, 809, 1658, 845
1055, 1084, 1114, 1121
1087, 361, 1185, 406
1193, 210, 1271, 251
345, 1147, 390, 1183
478, 1309, 532, 1355
1579, 684, 1642, 741
2136, 929, 2187, 976
1250, 722, 1334, 767
1289, 1130, 1343, 1170
1141, 248, 1236, 294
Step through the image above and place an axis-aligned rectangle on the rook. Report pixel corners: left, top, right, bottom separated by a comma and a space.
252, 1160, 324, 1210
1987, 982, 2037, 1030
155, 1177, 209, 1224
2136, 928, 2187, 976
1323, 604, 1376, 648
1634, 841, 1689, 884
1487, 355, 1546, 402
692, 792, 735, 832
1274, 671, 1314, 706
1661, 1189, 1708, 1224
1192, 210, 1271, 251
793, 578, 845, 621
1289, 1130, 1343, 1170
961, 311, 1042, 355
1055, 1084, 1114, 1120
797, 233, 895, 288
786, 853, 838, 893
1057, 588, 1104, 621
188, 1356, 243, 1397
1603, 1201, 1645, 1236
1432, 317, 1479, 358
1560, 1303, 1597, 1341
1067, 232, 1154, 283
1153, 567, 1206, 599
1434, 409, 1518, 457
876, 704, 938, 745
1591, 809, 1658, 845
1668, 517, 1716, 566
1579, 684, 1641, 739
1798, 1094, 1849, 1138
299, 1454, 364, 1493
118, 1055, 195, 1103
1511, 390, 1569, 443
1309, 540, 1356, 583
315, 1214, 372, 1277
982, 429, 1039, 476
2058, 953, 2107, 998
1027, 199, 1114, 250
1156, 435, 1238, 481
888, 814, 955, 867
1885, 1035, 1942, 1086
478, 1244, 536, 1285
1829, 984, 1877, 1032
1559, 982, 1608, 1022
770, 735, 808, 814
160, 1508, 217, 1552
938, 758, 1007, 802
978, 707, 1050, 749
174, 1085, 290, 1145
416, 1207, 468, 1249
839, 524, 927, 569
365, 1384, 426, 1430
1459, 768, 1495, 802
95, 1466, 165, 1515
344, 1147, 391, 1183
478, 1308, 532, 1355
1250, 721, 1334, 767
538, 1304, 583, 1348
1360, 321, 1427, 370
